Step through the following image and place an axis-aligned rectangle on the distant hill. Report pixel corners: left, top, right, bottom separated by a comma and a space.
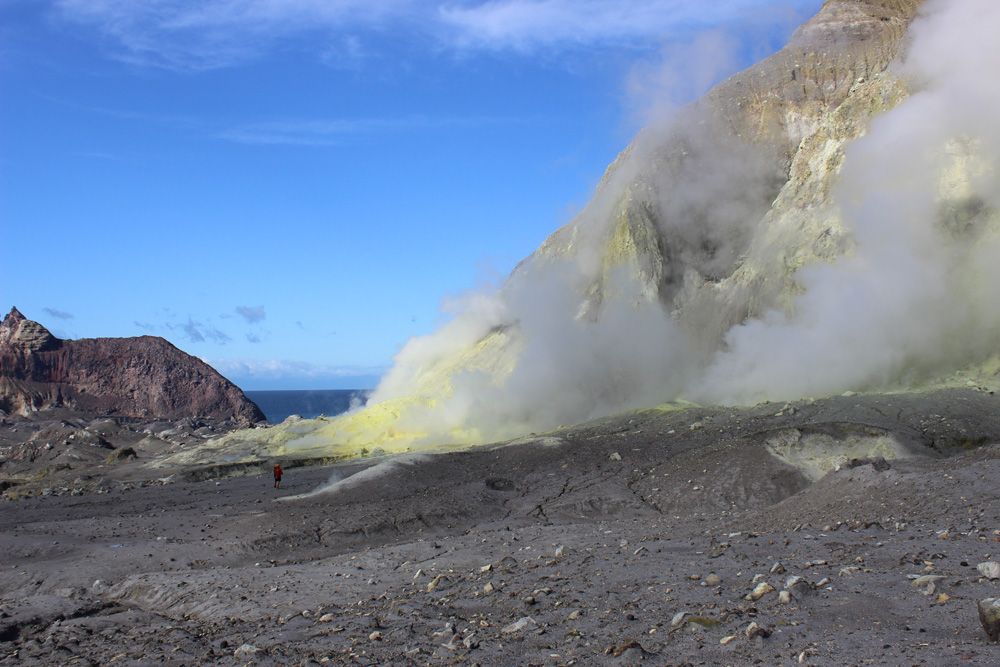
0, 307, 265, 424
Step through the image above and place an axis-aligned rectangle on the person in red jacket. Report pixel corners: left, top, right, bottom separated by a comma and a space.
273, 463, 282, 489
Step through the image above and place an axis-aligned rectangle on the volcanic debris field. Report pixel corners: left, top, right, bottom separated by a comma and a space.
3, 389, 1000, 666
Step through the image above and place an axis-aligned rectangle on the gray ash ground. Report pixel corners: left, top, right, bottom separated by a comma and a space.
4, 388, 1000, 666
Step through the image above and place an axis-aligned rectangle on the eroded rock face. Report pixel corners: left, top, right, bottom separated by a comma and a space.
0, 308, 264, 424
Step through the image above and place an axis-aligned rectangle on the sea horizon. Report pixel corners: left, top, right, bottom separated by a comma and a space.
244, 388, 369, 424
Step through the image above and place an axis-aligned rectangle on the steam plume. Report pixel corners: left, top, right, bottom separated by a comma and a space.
352, 0, 1000, 447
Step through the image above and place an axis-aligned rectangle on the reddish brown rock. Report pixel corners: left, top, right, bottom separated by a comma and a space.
0, 307, 264, 423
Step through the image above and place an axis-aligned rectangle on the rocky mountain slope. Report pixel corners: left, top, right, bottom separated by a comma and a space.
181, 0, 1000, 465
0, 307, 264, 424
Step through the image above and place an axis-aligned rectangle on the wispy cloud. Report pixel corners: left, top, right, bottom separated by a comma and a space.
439, 0, 806, 52
220, 114, 531, 145
236, 305, 266, 323
42, 307, 74, 320
174, 317, 231, 344
50, 0, 820, 70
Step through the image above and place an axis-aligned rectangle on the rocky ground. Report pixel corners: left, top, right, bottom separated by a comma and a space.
4, 388, 1000, 666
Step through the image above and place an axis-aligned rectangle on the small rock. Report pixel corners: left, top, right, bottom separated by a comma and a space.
427, 574, 449, 592
770, 562, 785, 575
607, 639, 648, 657
484, 582, 495, 594
319, 613, 337, 622
671, 611, 689, 627
778, 590, 791, 604
785, 576, 813, 596
910, 574, 945, 588
501, 617, 537, 634
368, 631, 382, 641
609, 452, 622, 461
705, 573, 722, 585
978, 562, 1000, 580
746, 582, 775, 601
720, 635, 736, 645
746, 621, 770, 640
979, 598, 1000, 642
234, 644, 263, 658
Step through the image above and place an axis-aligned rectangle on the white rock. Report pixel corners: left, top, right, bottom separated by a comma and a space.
234, 644, 262, 658
978, 562, 1000, 580
501, 617, 537, 634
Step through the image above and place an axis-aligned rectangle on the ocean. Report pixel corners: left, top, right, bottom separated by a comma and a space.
244, 389, 369, 424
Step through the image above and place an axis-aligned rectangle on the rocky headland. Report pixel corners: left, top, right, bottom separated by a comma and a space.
0, 308, 265, 497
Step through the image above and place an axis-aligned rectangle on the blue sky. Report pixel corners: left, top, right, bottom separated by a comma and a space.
1, 0, 822, 390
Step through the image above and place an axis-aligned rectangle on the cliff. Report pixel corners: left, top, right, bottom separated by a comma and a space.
0, 308, 265, 423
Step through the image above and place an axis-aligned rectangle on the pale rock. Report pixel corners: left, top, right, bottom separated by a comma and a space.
978, 562, 1000, 580
746, 582, 775, 601
427, 574, 449, 592
909, 574, 945, 588
234, 644, 263, 658
501, 617, 537, 634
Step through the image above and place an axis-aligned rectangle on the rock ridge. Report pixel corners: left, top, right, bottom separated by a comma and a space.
0, 308, 264, 424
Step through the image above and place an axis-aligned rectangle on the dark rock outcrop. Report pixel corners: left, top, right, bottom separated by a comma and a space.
0, 308, 264, 423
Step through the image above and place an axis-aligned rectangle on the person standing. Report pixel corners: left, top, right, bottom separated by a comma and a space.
273, 463, 282, 489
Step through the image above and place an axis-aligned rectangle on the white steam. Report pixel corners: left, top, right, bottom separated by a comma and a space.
359, 0, 1000, 445
694, 0, 1000, 403
278, 454, 432, 501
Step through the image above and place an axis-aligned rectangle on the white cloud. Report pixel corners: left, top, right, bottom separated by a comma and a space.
50, 0, 821, 70
53, 0, 410, 69
438, 0, 809, 51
